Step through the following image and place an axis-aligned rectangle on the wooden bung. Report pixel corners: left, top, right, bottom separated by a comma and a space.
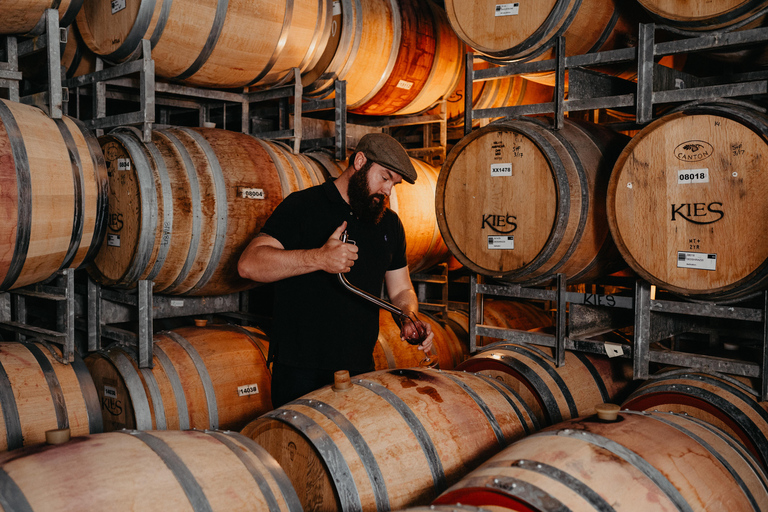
45, 428, 71, 445
595, 403, 621, 421
332, 370, 352, 392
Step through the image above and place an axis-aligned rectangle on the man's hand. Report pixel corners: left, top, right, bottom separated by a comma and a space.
318, 222, 358, 274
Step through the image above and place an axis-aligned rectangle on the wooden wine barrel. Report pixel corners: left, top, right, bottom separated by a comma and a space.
443, 299, 553, 348
374, 310, 467, 370
436, 117, 628, 285
61, 24, 97, 79
88, 127, 312, 296
443, 1, 638, 72
623, 368, 768, 470
433, 410, 768, 511
607, 102, 768, 301
308, 153, 451, 274
75, 0, 332, 88
85, 324, 271, 433
0, 1, 82, 36
0, 99, 108, 292
0, 429, 303, 512
456, 343, 631, 426
0, 342, 102, 452
241, 368, 540, 511
637, 0, 768, 32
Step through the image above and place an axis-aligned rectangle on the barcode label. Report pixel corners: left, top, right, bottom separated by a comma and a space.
396, 80, 413, 90
677, 251, 717, 271
117, 158, 131, 171
240, 188, 265, 200
104, 386, 117, 398
107, 234, 120, 247
488, 235, 514, 250
238, 384, 259, 396
495, 3, 519, 16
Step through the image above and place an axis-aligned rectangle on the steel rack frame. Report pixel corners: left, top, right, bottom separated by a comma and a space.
0, 269, 76, 363
84, 277, 256, 369
464, 22, 768, 133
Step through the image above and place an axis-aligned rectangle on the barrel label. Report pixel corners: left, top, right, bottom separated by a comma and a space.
117, 158, 131, 171
239, 187, 265, 200
495, 3, 520, 16
604, 343, 624, 358
677, 251, 717, 271
107, 234, 120, 247
491, 163, 512, 177
488, 235, 514, 250
111, 0, 126, 14
170, 300, 184, 307
104, 386, 117, 399
674, 140, 713, 162
237, 384, 259, 396
677, 168, 709, 184
396, 80, 414, 90
333, 1, 341, 16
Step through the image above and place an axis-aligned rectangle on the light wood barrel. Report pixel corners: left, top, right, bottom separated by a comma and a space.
456, 343, 631, 426
241, 368, 539, 511
444, 0, 637, 65
637, 0, 768, 31
0, 1, 82, 35
85, 324, 271, 433
434, 410, 768, 511
607, 102, 768, 301
0, 429, 303, 512
75, 0, 332, 88
623, 368, 768, 470
88, 127, 309, 296
437, 117, 627, 285
374, 310, 467, 370
19, 25, 97, 84
0, 342, 102, 452
0, 99, 108, 292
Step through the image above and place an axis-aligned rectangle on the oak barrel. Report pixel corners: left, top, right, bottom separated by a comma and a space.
88, 127, 312, 296
0, 342, 102, 452
0, 99, 107, 292
0, 1, 82, 36
241, 368, 539, 511
85, 324, 271, 433
623, 368, 768, 470
0, 429, 302, 512
456, 343, 631, 426
75, 0, 332, 88
433, 410, 768, 511
606, 102, 768, 300
637, 0, 768, 32
443, 0, 637, 76
374, 310, 467, 370
436, 117, 628, 285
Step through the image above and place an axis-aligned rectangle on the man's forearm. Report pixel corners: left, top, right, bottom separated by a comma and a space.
238, 244, 323, 283
390, 288, 419, 316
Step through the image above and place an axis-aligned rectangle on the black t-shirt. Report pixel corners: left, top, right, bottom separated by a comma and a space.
260, 181, 407, 372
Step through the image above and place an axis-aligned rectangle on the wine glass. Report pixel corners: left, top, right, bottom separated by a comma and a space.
399, 313, 438, 369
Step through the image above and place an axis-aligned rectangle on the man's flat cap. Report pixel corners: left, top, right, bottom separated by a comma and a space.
355, 133, 417, 184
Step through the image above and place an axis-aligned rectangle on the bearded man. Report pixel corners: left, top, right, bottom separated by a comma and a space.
238, 133, 434, 407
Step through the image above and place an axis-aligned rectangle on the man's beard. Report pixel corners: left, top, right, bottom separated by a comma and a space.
348, 161, 388, 224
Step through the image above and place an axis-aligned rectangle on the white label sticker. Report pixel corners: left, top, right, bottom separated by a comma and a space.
241, 188, 265, 200
604, 343, 624, 358
488, 235, 514, 250
170, 299, 184, 307
677, 251, 717, 271
107, 234, 120, 247
104, 385, 117, 398
495, 2, 519, 16
396, 80, 413, 90
332, 0, 341, 15
238, 384, 260, 396
111, 0, 126, 14
491, 163, 512, 177
117, 158, 131, 171
677, 168, 709, 184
